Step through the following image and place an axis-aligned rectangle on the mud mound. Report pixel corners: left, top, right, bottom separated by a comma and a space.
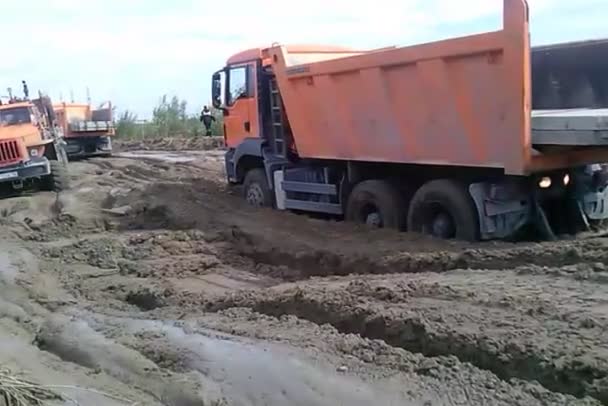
40, 231, 215, 269
110, 179, 608, 284
114, 136, 225, 152
203, 271, 608, 403
42, 237, 125, 269
125, 288, 169, 311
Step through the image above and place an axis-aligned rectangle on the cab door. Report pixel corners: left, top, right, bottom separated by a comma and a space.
224, 62, 260, 148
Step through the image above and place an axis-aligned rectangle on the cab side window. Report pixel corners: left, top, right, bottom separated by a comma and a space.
227, 66, 248, 106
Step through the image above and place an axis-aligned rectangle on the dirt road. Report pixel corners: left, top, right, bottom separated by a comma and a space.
0, 145, 606, 405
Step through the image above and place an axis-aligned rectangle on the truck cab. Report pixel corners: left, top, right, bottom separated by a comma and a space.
212, 45, 359, 155
0, 92, 69, 192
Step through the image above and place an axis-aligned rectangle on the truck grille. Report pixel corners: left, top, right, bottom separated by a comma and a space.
0, 140, 23, 165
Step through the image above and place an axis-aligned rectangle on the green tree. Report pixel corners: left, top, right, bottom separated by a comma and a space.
115, 110, 139, 138
115, 95, 224, 139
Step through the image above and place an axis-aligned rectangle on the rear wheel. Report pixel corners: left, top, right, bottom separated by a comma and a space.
243, 168, 273, 208
345, 180, 405, 230
407, 179, 479, 241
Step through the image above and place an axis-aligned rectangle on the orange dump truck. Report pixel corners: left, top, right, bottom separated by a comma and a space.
0, 87, 70, 192
54, 102, 114, 159
212, 0, 608, 241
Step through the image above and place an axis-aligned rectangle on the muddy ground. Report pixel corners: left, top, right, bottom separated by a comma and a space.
114, 136, 224, 152
0, 145, 607, 405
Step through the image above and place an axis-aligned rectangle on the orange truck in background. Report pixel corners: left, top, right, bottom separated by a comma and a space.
213, 0, 608, 241
0, 83, 69, 193
54, 102, 114, 159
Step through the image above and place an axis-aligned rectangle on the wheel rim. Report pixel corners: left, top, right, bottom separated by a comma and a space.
365, 211, 383, 228
431, 212, 455, 239
422, 204, 456, 239
246, 183, 265, 207
359, 202, 384, 228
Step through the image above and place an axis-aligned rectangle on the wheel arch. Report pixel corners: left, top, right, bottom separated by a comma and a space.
236, 155, 265, 183
232, 138, 265, 184
42, 139, 68, 163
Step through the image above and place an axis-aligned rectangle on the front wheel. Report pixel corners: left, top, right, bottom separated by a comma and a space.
243, 168, 273, 208
41, 160, 70, 192
407, 179, 479, 241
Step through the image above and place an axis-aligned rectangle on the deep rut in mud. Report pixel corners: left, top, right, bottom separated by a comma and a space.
202, 273, 608, 404
114, 177, 608, 283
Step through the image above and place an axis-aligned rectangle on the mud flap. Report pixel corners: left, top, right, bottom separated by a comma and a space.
531, 196, 590, 240
469, 182, 532, 240
532, 199, 557, 241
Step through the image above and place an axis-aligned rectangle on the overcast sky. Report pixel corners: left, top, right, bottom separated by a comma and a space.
1, 0, 606, 118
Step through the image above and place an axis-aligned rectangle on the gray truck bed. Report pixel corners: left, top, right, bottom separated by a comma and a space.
532, 109, 608, 146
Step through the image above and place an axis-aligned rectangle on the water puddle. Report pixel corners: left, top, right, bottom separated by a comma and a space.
117, 150, 218, 163
99, 316, 411, 406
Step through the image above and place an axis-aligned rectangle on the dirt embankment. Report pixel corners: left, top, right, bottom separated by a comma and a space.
0, 150, 606, 405
113, 136, 225, 152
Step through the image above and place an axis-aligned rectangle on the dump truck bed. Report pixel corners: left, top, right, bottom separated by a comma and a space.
532, 109, 608, 146
268, 0, 608, 176
54, 103, 114, 138
532, 39, 608, 110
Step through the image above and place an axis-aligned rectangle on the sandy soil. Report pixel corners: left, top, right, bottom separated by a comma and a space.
0, 146, 606, 405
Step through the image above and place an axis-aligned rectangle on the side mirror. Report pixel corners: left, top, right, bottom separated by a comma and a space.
212, 71, 223, 109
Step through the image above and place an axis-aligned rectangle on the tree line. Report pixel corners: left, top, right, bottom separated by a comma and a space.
115, 95, 223, 139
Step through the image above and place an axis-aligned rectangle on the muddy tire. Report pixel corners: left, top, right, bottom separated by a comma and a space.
346, 180, 405, 230
243, 168, 273, 208
41, 160, 70, 192
408, 179, 479, 241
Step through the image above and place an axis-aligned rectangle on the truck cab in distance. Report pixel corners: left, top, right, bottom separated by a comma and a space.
213, 0, 608, 241
54, 102, 115, 159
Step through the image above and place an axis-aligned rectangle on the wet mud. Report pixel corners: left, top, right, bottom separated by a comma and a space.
0, 141, 605, 405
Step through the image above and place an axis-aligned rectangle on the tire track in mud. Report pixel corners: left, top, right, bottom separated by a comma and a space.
225, 228, 608, 280
122, 199, 608, 282
203, 279, 608, 404
112, 174, 608, 280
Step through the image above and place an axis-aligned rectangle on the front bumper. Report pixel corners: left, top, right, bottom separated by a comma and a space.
66, 136, 112, 157
0, 158, 50, 184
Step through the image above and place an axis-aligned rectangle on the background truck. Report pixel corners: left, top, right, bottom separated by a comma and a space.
54, 102, 114, 159
0, 84, 69, 193
212, 0, 608, 241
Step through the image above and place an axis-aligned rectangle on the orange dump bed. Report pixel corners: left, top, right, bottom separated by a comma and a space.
268, 0, 608, 175
54, 103, 115, 138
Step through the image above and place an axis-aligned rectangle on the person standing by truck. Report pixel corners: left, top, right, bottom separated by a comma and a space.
199, 106, 215, 136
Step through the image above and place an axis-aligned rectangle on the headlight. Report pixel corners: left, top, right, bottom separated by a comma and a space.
563, 174, 571, 186
28, 148, 39, 157
539, 177, 552, 189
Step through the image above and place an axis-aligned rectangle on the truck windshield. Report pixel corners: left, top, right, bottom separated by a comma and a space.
0, 107, 31, 126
